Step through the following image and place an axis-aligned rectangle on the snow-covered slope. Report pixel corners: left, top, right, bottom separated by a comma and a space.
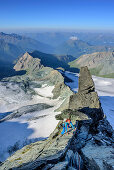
64, 71, 114, 129
0, 81, 61, 162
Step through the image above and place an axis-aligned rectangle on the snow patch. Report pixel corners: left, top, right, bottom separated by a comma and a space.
0, 82, 61, 161
34, 84, 54, 98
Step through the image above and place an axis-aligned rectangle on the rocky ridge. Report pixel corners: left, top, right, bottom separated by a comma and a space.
55, 39, 114, 58
69, 51, 114, 77
0, 66, 113, 170
69, 66, 104, 122
14, 52, 43, 72
14, 51, 78, 74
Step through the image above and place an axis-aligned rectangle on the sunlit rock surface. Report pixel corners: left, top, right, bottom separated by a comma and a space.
69, 66, 104, 121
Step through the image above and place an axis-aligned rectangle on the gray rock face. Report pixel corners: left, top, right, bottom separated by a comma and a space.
69, 66, 104, 121
81, 143, 114, 170
78, 66, 95, 93
69, 119, 114, 170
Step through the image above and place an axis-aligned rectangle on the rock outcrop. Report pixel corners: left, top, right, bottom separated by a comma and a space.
78, 66, 95, 93
71, 119, 114, 170
69, 66, 104, 121
14, 52, 43, 72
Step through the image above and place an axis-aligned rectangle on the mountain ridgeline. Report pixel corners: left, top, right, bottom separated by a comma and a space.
55, 39, 114, 58
1, 32, 114, 63
23, 32, 114, 47
14, 51, 79, 73
0, 32, 54, 79
0, 31, 114, 79
0, 32, 54, 57
69, 51, 114, 78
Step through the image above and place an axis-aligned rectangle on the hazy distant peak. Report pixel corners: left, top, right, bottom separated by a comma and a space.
69, 51, 114, 77
0, 32, 7, 36
0, 32, 23, 40
69, 36, 78, 41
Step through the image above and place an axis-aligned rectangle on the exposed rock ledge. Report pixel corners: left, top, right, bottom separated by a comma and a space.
0, 67, 114, 170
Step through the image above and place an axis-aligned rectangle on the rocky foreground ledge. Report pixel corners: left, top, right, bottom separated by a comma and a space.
0, 67, 114, 170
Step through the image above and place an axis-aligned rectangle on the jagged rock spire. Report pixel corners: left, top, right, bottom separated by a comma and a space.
78, 66, 95, 93
69, 66, 104, 121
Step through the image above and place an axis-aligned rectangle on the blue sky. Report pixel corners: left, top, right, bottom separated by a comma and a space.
0, 0, 114, 31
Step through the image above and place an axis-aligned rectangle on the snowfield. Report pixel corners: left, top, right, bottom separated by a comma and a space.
0, 83, 60, 162
92, 76, 114, 129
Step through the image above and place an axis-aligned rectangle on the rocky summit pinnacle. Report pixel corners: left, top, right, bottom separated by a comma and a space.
78, 66, 95, 93
69, 66, 104, 121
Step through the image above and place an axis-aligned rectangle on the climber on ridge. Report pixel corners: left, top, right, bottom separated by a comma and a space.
61, 118, 75, 135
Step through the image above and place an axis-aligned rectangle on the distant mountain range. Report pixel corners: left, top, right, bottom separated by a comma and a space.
23, 32, 114, 47
21, 32, 114, 57
0, 32, 54, 79
69, 51, 114, 78
55, 39, 114, 58
22, 32, 73, 47
1, 31, 114, 79
74, 32, 114, 46
0, 39, 22, 62
0, 32, 54, 62
1, 32, 114, 63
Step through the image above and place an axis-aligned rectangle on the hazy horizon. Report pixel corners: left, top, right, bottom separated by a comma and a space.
1, 28, 114, 34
